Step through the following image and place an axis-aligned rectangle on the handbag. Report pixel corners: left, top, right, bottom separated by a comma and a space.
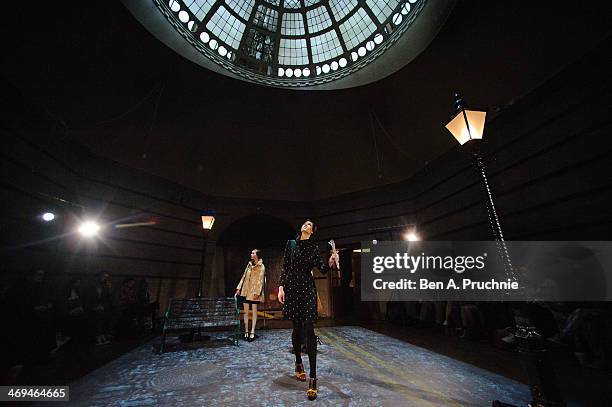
236, 294, 246, 307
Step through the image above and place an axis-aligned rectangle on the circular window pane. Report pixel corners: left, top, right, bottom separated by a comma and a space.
322, 64, 330, 73
209, 39, 218, 50
402, 4, 411, 15
278, 67, 285, 77
339, 57, 347, 68
374, 33, 384, 44
392, 13, 403, 25
351, 51, 359, 61
366, 41, 375, 51
218, 46, 227, 56
169, 0, 180, 12
331, 61, 339, 71
200, 32, 210, 43
294, 68, 302, 78
303, 68, 311, 77
286, 68, 294, 77
358, 47, 366, 57
178, 11, 189, 23
316, 66, 321, 75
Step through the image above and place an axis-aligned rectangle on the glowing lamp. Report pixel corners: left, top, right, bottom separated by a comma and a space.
445, 92, 487, 145
201, 215, 215, 231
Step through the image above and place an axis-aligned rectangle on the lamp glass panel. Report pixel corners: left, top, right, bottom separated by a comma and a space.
445, 109, 487, 145
201, 215, 215, 230
464, 109, 486, 141
445, 111, 470, 145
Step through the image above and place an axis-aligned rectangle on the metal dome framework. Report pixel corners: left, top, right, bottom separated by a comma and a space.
156, 0, 427, 88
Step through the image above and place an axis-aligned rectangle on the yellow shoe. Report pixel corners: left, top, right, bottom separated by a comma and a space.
307, 378, 317, 400
295, 363, 306, 381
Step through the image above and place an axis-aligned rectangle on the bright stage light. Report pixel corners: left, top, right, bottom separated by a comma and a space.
42, 212, 55, 222
404, 232, 420, 241
79, 221, 100, 237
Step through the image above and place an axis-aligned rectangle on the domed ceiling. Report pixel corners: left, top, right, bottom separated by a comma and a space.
2, 1, 611, 200
122, 0, 454, 89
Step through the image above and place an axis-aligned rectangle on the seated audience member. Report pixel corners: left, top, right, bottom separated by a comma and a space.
418, 301, 446, 329
29, 269, 58, 356
63, 278, 89, 343
136, 278, 154, 333
86, 272, 113, 345
443, 301, 463, 336
117, 277, 138, 335
385, 301, 408, 326
459, 303, 486, 339
405, 301, 420, 325
548, 303, 611, 369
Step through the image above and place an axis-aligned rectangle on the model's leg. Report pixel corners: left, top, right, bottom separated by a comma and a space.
292, 320, 307, 381
305, 321, 318, 400
292, 320, 303, 363
243, 303, 250, 337
250, 303, 258, 336
304, 322, 317, 378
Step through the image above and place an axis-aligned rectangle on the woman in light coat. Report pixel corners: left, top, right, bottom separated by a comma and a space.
235, 249, 265, 341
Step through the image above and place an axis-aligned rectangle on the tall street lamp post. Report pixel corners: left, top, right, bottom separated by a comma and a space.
198, 214, 215, 298
445, 93, 514, 279
445, 93, 564, 407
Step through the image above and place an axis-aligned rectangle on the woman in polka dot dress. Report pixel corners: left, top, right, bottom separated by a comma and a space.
278, 220, 337, 401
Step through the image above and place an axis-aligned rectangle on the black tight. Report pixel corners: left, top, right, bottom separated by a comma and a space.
292, 320, 317, 378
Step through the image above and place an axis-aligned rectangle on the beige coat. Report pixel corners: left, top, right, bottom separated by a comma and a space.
236, 260, 265, 302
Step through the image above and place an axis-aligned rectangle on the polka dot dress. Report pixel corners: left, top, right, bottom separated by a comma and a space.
279, 238, 330, 322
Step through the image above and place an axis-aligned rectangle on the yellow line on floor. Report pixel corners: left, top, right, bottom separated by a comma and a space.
317, 330, 438, 406
319, 329, 463, 407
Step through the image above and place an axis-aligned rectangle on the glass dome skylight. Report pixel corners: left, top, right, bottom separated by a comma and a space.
126, 0, 450, 88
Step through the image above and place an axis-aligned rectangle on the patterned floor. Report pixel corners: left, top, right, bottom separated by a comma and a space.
37, 326, 531, 406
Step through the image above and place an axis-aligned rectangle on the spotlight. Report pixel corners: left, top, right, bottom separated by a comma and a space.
41, 212, 55, 222
79, 221, 100, 237
404, 232, 420, 241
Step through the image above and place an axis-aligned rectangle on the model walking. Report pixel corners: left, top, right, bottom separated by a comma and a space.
278, 220, 337, 400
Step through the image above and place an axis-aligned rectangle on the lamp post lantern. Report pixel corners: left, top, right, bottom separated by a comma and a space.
197, 214, 215, 298
445, 92, 514, 278
445, 92, 564, 407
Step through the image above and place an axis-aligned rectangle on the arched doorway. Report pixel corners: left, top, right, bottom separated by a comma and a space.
217, 214, 295, 310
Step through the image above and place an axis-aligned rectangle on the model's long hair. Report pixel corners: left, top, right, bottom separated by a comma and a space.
295, 219, 317, 240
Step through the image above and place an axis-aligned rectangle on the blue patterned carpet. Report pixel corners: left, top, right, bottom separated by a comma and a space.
37, 326, 531, 406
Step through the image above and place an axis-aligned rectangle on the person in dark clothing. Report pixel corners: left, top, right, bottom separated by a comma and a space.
29, 269, 57, 356
278, 220, 337, 400
135, 278, 156, 333
63, 278, 88, 342
87, 272, 113, 345
117, 278, 137, 336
